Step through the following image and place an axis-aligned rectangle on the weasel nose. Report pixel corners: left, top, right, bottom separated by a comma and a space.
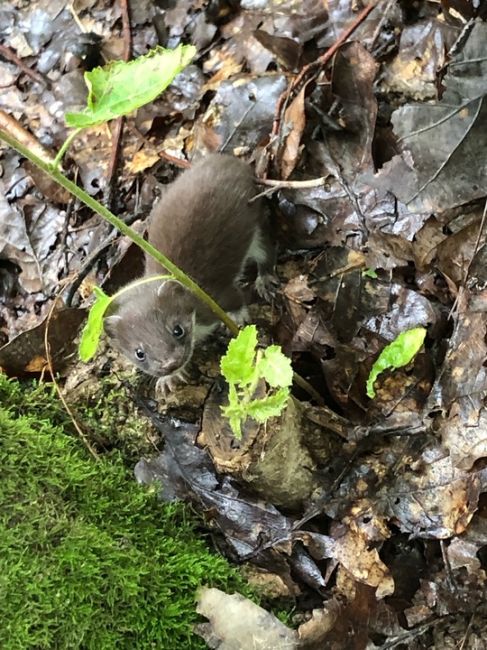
160, 360, 180, 375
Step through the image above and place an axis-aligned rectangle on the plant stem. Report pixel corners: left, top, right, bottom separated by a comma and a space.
52, 127, 83, 169
0, 128, 239, 336
111, 274, 174, 302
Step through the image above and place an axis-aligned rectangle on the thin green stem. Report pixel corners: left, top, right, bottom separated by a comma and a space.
52, 127, 83, 169
0, 128, 239, 336
111, 274, 173, 302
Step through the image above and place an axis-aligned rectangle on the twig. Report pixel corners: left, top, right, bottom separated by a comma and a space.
0, 43, 49, 87
465, 197, 487, 284
249, 176, 327, 202
258, 176, 326, 188
158, 150, 191, 168
368, 0, 396, 52
292, 376, 324, 405
68, 2, 87, 33
105, 0, 132, 207
440, 539, 458, 595
120, 0, 132, 62
380, 616, 450, 649
458, 611, 476, 650
269, 1, 377, 153
0, 110, 55, 163
397, 95, 485, 142
44, 294, 99, 460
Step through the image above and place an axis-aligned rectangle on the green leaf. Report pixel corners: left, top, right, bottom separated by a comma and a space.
246, 388, 291, 422
65, 45, 196, 128
257, 345, 293, 388
362, 268, 378, 279
220, 325, 258, 385
366, 327, 427, 398
79, 287, 112, 362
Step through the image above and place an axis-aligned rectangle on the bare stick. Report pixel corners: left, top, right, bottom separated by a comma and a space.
44, 294, 100, 460
0, 43, 48, 86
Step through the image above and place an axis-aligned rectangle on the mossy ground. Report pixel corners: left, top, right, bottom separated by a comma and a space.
0, 375, 255, 649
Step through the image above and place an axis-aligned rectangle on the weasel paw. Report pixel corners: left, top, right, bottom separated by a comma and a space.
255, 273, 279, 301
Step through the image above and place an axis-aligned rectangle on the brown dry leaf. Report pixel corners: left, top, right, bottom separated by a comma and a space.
0, 308, 86, 377
382, 20, 456, 100
429, 298, 487, 413
280, 86, 306, 180
439, 405, 487, 471
192, 74, 287, 155
125, 147, 160, 175
297, 602, 341, 646
203, 56, 244, 90
24, 161, 71, 204
446, 512, 487, 574
196, 588, 298, 649
0, 195, 65, 293
319, 578, 378, 649
371, 22, 487, 213
386, 450, 480, 538
24, 355, 48, 373
253, 30, 301, 71
296, 528, 394, 598
332, 529, 394, 598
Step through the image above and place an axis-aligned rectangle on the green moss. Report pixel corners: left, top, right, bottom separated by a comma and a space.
0, 375, 252, 649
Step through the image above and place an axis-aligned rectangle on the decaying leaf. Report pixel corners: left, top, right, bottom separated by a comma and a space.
196, 588, 298, 649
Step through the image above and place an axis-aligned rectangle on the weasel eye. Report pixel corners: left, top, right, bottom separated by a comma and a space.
172, 324, 185, 339
135, 347, 146, 361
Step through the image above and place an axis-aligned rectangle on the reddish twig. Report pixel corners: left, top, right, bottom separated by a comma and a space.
105, 0, 132, 206
0, 43, 49, 87
158, 150, 191, 168
120, 0, 132, 62
269, 1, 378, 160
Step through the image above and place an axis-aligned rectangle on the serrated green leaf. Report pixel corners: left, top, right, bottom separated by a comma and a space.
245, 388, 290, 422
366, 327, 427, 399
65, 44, 196, 128
257, 345, 293, 388
220, 325, 258, 385
79, 287, 112, 362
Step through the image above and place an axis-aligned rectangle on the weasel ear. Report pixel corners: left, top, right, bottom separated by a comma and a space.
104, 315, 122, 336
158, 279, 186, 300
157, 280, 168, 297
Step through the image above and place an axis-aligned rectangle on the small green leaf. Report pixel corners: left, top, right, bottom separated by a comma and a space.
79, 287, 112, 362
257, 345, 293, 388
366, 327, 427, 398
220, 325, 258, 385
65, 44, 196, 128
246, 388, 291, 422
362, 268, 378, 279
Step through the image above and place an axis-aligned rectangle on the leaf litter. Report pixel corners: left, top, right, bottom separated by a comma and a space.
1, 0, 487, 647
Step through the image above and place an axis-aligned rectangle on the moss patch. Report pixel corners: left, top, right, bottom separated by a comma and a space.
0, 376, 252, 649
